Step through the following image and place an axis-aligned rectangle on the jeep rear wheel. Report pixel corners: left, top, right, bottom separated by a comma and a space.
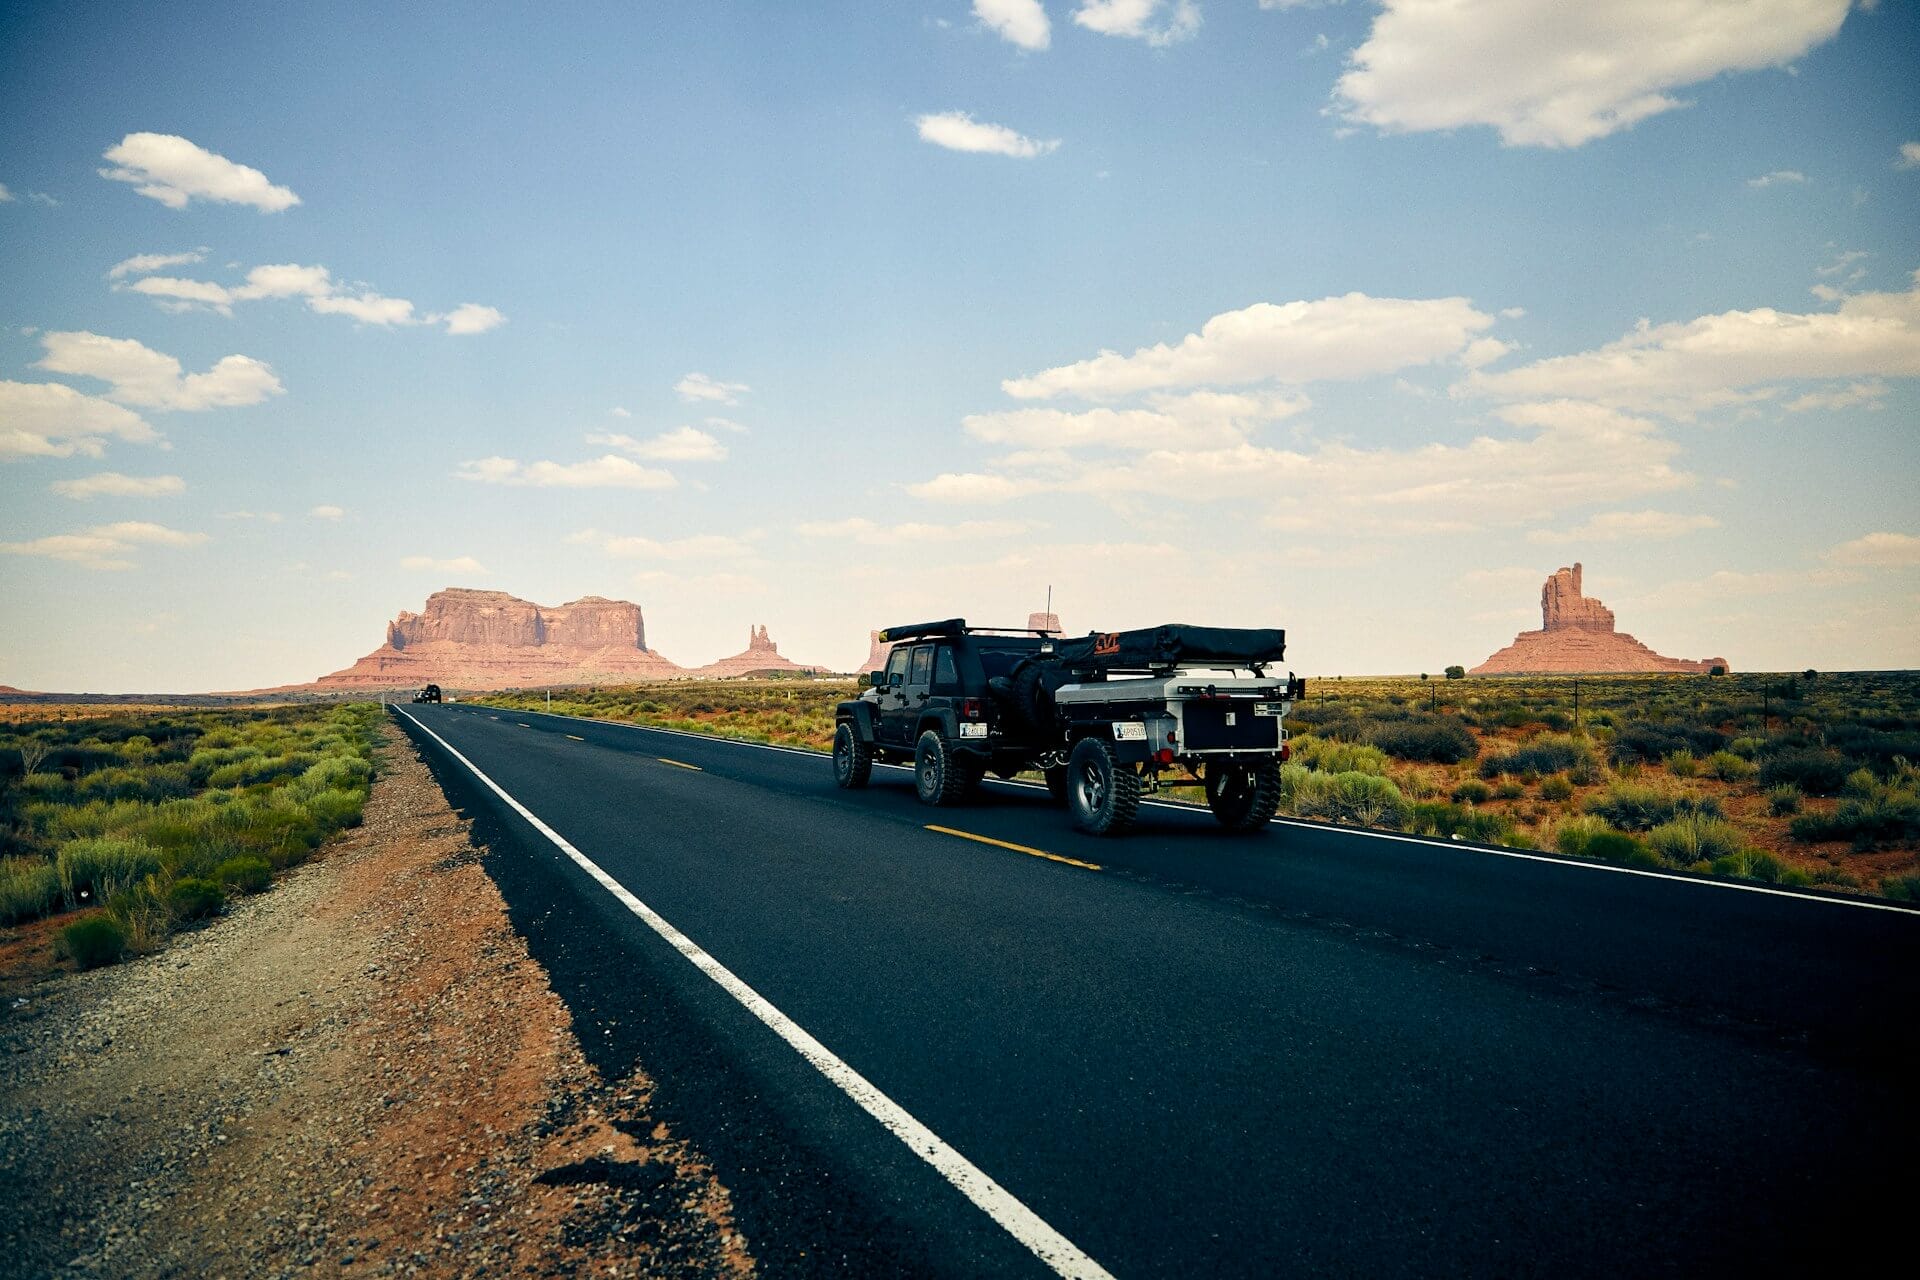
914, 730, 969, 806
1067, 736, 1140, 835
833, 722, 872, 789
1205, 757, 1282, 833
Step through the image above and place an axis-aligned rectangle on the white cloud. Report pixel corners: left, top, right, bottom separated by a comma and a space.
308, 290, 417, 326
915, 111, 1061, 159
1896, 142, 1920, 170
907, 472, 1052, 504
400, 554, 488, 575
961, 392, 1308, 452
1333, 0, 1851, 148
1825, 532, 1920, 568
99, 132, 299, 211
598, 532, 758, 561
1004, 294, 1494, 399
1747, 169, 1807, 188
796, 517, 1042, 545
975, 0, 1050, 49
587, 426, 728, 462
218, 510, 282, 522
28, 192, 58, 208
610, 406, 631, 418
0, 382, 160, 459
0, 183, 11, 202
675, 372, 750, 404
0, 521, 208, 571
1526, 509, 1719, 544
443, 302, 506, 335
1461, 273, 1920, 415
36, 331, 284, 411
1783, 379, 1886, 412
51, 472, 185, 500
235, 263, 335, 299
309, 504, 345, 520
107, 250, 205, 279
453, 454, 678, 490
1072, 0, 1201, 46
127, 275, 238, 312
1459, 337, 1515, 369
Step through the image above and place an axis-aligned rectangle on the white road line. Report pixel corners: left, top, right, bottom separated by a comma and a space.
392, 705, 1115, 1280
442, 705, 1919, 916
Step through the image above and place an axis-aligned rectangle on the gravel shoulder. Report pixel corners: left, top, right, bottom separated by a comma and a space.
0, 726, 755, 1279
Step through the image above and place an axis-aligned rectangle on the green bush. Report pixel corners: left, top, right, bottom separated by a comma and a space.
1494, 778, 1525, 800
1452, 779, 1492, 804
214, 855, 272, 893
1554, 816, 1654, 866
56, 837, 162, 908
1882, 872, 1920, 903
58, 914, 127, 969
1289, 736, 1391, 776
1368, 718, 1478, 764
1758, 748, 1852, 796
1705, 751, 1756, 782
1766, 784, 1802, 816
167, 876, 225, 920
1292, 771, 1407, 829
1645, 814, 1749, 867
1709, 850, 1811, 886
1584, 784, 1721, 831
1540, 774, 1574, 802
1406, 801, 1513, 844
1664, 750, 1698, 778
1789, 791, 1920, 846
1481, 734, 1598, 781
0, 856, 62, 924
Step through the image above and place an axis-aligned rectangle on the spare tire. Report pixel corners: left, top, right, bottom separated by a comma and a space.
1007, 659, 1053, 735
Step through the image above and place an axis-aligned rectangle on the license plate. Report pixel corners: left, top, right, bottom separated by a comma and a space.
1254, 702, 1286, 717
958, 722, 989, 738
1112, 722, 1146, 741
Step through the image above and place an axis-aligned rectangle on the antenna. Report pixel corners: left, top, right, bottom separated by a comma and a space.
1045, 584, 1052, 617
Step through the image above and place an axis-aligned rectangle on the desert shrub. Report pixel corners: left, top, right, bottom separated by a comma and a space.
1289, 736, 1390, 777
1810, 865, 1861, 889
1709, 850, 1810, 886
1645, 815, 1748, 867
56, 837, 161, 908
1882, 873, 1920, 903
1444, 665, 1465, 679
104, 882, 172, 951
1452, 779, 1492, 804
1494, 778, 1525, 800
1766, 784, 1802, 816
1554, 815, 1655, 866
302, 788, 366, 831
1406, 801, 1513, 844
1540, 774, 1574, 802
1585, 784, 1677, 831
1293, 771, 1407, 829
58, 914, 128, 968
1610, 719, 1729, 764
1481, 734, 1596, 780
1664, 750, 1698, 778
72, 763, 191, 804
1368, 718, 1478, 764
1758, 748, 1852, 796
1789, 784, 1920, 846
1705, 751, 1756, 782
1825, 726, 1920, 776
0, 856, 62, 924
167, 876, 225, 920
207, 752, 318, 790
214, 855, 272, 893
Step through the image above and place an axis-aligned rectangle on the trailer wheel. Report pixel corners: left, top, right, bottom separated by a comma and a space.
1043, 766, 1069, 805
833, 722, 872, 789
915, 730, 969, 806
1206, 757, 1282, 833
1067, 737, 1140, 835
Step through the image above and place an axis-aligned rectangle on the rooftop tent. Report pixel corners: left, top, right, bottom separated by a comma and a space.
1049, 624, 1286, 671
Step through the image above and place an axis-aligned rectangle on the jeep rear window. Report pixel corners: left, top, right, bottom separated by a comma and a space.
933, 646, 958, 688
909, 645, 933, 685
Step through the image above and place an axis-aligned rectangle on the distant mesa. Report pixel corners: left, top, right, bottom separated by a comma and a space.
1471, 564, 1728, 675
691, 625, 822, 679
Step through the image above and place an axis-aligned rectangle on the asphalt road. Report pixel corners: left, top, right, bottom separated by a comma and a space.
390, 702, 1917, 1278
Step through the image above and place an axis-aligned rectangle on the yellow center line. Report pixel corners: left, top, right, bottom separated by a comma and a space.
565, 734, 585, 741
658, 758, 703, 771
924, 825, 1101, 871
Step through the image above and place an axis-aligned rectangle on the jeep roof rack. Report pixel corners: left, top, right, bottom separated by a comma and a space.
877, 619, 1061, 643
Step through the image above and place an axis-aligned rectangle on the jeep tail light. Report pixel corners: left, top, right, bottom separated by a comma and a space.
961, 698, 981, 719
1279, 742, 1291, 762
1155, 748, 1175, 765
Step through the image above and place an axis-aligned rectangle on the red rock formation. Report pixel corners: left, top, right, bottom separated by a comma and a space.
1027, 611, 1063, 634
860, 631, 892, 675
1471, 564, 1728, 675
316, 588, 683, 689
692, 624, 821, 679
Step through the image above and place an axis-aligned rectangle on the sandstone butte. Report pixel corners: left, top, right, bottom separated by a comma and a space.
313, 588, 820, 690
1471, 564, 1729, 675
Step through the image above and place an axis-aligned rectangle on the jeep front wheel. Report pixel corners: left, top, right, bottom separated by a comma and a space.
1067, 737, 1141, 835
914, 730, 968, 806
833, 722, 872, 789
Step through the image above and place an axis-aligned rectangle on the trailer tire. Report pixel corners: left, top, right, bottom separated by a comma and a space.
1206, 757, 1282, 833
1068, 736, 1140, 835
915, 730, 969, 807
833, 721, 872, 789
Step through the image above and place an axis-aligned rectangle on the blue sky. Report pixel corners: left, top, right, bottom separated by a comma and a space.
2, 0, 1916, 690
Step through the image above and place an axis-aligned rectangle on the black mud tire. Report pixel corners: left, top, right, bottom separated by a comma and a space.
1206, 757, 1283, 833
833, 721, 872, 789
915, 730, 969, 807
1008, 661, 1052, 735
1067, 737, 1141, 836
1043, 766, 1070, 805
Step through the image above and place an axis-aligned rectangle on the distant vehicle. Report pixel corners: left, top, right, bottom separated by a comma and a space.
412, 683, 442, 704
833, 620, 1302, 836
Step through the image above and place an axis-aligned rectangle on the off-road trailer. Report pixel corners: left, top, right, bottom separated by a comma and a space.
833, 619, 1304, 836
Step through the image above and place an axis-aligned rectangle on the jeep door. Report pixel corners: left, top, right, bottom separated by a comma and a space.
875, 643, 917, 746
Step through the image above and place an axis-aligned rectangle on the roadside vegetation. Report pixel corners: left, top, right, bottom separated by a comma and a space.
1, 703, 379, 969
475, 671, 1920, 899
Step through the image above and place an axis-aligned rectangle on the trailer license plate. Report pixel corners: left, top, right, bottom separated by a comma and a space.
959, 723, 989, 738
1112, 722, 1146, 741
1255, 702, 1286, 716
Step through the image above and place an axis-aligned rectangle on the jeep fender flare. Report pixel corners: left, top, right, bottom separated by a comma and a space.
839, 702, 879, 743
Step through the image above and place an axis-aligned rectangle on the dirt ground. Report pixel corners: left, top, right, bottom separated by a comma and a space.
0, 728, 755, 1279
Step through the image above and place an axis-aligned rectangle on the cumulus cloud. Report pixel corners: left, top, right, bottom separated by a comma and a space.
675, 372, 749, 404
1747, 170, 1807, 188
1825, 531, 1920, 568
1004, 294, 1493, 399
1461, 273, 1920, 415
400, 555, 488, 575
36, 331, 283, 411
1333, 0, 1851, 148
443, 303, 506, 335
1896, 142, 1920, 170
587, 426, 728, 462
118, 260, 502, 332
1, 520, 208, 571
1526, 509, 1719, 544
107, 250, 205, 279
796, 517, 1041, 545
309, 291, 417, 325
961, 392, 1309, 452
1783, 379, 1886, 412
1072, 0, 1201, 45
975, 0, 1050, 49
309, 504, 345, 520
0, 183, 11, 202
51, 472, 184, 500
0, 382, 160, 459
99, 132, 299, 211
453, 454, 678, 490
915, 111, 1061, 158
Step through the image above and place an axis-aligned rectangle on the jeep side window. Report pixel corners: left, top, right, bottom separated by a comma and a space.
933, 645, 958, 690
908, 644, 933, 686
885, 647, 910, 687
